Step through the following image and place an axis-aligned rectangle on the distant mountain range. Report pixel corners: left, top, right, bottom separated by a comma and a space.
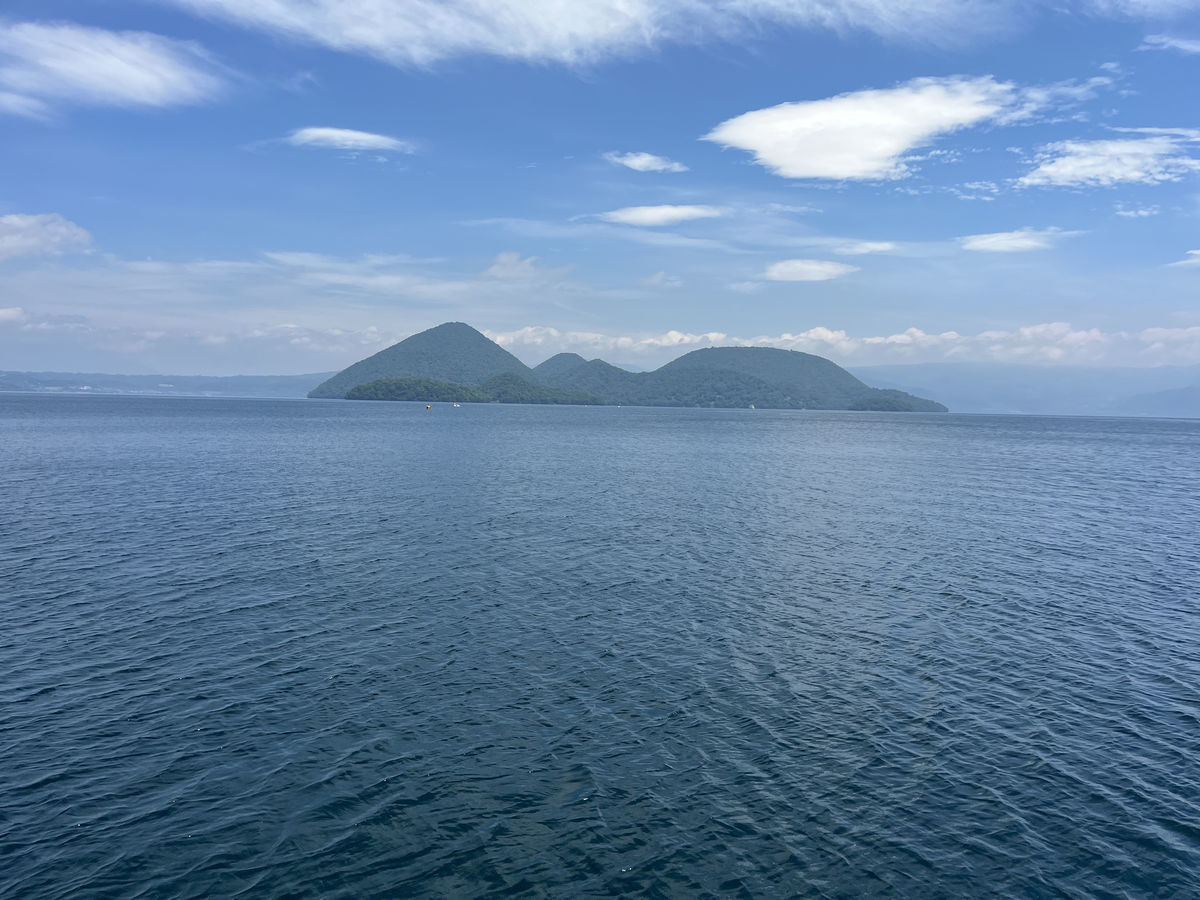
8, 332, 1199, 418
309, 322, 947, 411
852, 363, 1200, 419
0, 370, 333, 398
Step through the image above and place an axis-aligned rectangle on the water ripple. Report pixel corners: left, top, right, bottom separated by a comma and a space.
2, 395, 1198, 898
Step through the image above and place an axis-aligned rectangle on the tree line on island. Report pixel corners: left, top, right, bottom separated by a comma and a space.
309, 322, 947, 412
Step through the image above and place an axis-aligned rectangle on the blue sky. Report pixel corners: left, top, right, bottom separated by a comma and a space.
2, 1, 1199, 374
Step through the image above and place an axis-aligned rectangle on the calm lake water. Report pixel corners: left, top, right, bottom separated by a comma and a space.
2, 394, 1198, 898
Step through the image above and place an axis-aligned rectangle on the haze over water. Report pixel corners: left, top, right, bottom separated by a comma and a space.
3, 394, 1198, 898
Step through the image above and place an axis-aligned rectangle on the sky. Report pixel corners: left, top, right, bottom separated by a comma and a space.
2, 1, 1200, 375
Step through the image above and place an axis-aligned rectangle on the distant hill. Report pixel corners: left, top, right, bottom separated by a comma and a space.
0, 371, 332, 398
539, 345, 945, 411
658, 346, 931, 410
852, 363, 1200, 417
538, 358, 642, 398
308, 322, 531, 399
319, 322, 946, 410
532, 352, 589, 378
1106, 384, 1200, 419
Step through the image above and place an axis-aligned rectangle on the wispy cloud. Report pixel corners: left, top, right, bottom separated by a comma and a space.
156, 1, 1196, 67
1018, 136, 1200, 187
1114, 203, 1160, 217
639, 271, 683, 287
0, 20, 225, 117
472, 216, 737, 251
0, 213, 92, 261
597, 204, 723, 226
156, 0, 1020, 68
959, 226, 1079, 252
0, 88, 49, 119
835, 241, 896, 255
603, 151, 688, 173
285, 126, 416, 152
1139, 33, 1200, 53
482, 251, 572, 282
762, 259, 858, 281
1168, 249, 1200, 266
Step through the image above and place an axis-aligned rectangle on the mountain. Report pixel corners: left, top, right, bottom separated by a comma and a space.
542, 346, 945, 411
308, 322, 531, 399
851, 363, 1200, 416
317, 322, 946, 410
539, 358, 642, 398
319, 324, 945, 410
657, 346, 906, 409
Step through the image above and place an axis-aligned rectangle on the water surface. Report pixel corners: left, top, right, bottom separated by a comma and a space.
2, 395, 1198, 897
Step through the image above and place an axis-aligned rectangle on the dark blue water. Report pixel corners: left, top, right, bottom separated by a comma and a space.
2, 394, 1198, 898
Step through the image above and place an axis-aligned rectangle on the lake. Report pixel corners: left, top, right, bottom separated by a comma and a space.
2, 394, 1198, 898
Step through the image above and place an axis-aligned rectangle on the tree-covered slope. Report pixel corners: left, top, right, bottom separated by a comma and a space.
539, 345, 946, 410
309, 322, 531, 398
532, 352, 589, 379
658, 347, 869, 407
542, 359, 642, 398
345, 377, 489, 402
656, 347, 945, 410
345, 373, 604, 405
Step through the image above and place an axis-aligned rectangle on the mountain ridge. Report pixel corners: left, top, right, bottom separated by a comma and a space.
315, 322, 947, 411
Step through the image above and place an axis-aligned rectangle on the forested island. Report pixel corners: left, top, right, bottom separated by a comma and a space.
310, 322, 947, 411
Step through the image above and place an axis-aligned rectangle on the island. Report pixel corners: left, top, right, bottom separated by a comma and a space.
309, 322, 947, 412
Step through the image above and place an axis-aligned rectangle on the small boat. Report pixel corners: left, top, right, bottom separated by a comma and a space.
452, 403, 461, 408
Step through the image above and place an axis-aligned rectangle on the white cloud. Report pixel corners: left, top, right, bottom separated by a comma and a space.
1115, 203, 1160, 217
1140, 34, 1200, 52
0, 21, 224, 115
1116, 126, 1200, 139
1019, 137, 1200, 187
835, 241, 896, 255
0, 306, 26, 323
475, 216, 736, 252
0, 248, 598, 367
959, 226, 1077, 252
703, 76, 1022, 180
1168, 249, 1200, 266
0, 89, 49, 119
598, 204, 723, 226
156, 0, 1023, 68
487, 320, 1200, 366
603, 151, 688, 172
0, 213, 92, 261
702, 72, 1124, 181
763, 259, 858, 281
1094, 0, 1200, 15
286, 126, 415, 152
482, 251, 571, 281
157, 1, 1200, 67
